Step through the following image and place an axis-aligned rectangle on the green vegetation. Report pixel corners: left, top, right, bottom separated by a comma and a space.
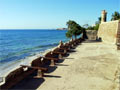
66, 20, 83, 39
83, 17, 101, 31
111, 11, 120, 21
65, 11, 120, 39
85, 11, 120, 31
66, 30, 73, 38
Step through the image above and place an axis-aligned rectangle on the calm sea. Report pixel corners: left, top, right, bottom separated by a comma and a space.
0, 29, 68, 72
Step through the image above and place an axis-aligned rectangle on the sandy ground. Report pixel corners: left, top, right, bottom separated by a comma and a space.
36, 42, 120, 90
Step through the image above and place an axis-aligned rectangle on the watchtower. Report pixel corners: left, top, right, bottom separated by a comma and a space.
101, 10, 107, 23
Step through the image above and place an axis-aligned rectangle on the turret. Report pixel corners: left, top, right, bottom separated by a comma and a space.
101, 10, 107, 23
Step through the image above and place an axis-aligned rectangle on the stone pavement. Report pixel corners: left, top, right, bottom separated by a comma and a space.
12, 42, 120, 90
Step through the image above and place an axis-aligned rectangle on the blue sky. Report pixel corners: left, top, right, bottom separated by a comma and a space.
0, 0, 119, 29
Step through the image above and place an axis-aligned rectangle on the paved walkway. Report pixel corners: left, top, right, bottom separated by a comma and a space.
37, 42, 120, 90
11, 42, 120, 90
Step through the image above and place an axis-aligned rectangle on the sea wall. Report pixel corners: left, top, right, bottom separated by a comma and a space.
98, 20, 120, 44
0, 47, 56, 88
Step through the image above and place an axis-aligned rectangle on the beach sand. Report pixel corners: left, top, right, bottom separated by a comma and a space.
12, 42, 120, 90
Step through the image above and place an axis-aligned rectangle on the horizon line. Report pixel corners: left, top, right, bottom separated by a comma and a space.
0, 29, 68, 31
0, 29, 57, 30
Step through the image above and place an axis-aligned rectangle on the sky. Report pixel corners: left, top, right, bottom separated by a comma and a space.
0, 0, 119, 29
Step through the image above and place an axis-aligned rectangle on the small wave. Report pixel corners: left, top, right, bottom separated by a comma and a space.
0, 42, 59, 63
36, 43, 58, 48
23, 42, 59, 51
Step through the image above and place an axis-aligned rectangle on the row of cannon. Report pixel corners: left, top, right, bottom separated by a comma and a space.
0, 37, 84, 89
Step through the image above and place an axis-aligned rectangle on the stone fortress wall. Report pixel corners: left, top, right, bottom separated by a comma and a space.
86, 30, 98, 40
97, 10, 120, 50
117, 21, 120, 49
98, 20, 120, 44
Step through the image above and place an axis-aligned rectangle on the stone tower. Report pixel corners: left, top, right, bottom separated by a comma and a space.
101, 10, 107, 23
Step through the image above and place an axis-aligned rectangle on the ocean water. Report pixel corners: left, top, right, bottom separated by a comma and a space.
0, 29, 68, 76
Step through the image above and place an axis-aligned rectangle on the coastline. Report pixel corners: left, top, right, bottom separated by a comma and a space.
0, 44, 59, 85
1, 39, 120, 90
0, 39, 70, 86
0, 30, 68, 64
0, 30, 68, 78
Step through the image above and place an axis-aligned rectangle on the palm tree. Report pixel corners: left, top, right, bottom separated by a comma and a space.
111, 11, 120, 21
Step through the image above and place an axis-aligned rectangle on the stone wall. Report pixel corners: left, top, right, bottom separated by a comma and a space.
117, 21, 120, 50
86, 30, 98, 40
98, 20, 120, 44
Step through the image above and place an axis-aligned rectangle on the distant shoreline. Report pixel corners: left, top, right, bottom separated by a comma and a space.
0, 29, 59, 30
57, 28, 67, 30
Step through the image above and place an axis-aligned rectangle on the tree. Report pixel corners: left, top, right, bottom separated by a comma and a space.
82, 27, 88, 39
93, 24, 99, 30
93, 17, 101, 30
71, 23, 82, 39
111, 11, 120, 21
95, 17, 101, 25
86, 17, 101, 30
66, 20, 82, 39
66, 20, 77, 30
66, 30, 73, 39
87, 26, 94, 30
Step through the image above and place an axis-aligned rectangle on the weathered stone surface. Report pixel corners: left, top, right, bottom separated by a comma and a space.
36, 43, 120, 90
98, 20, 120, 44
117, 21, 120, 44
86, 30, 98, 40
117, 45, 120, 50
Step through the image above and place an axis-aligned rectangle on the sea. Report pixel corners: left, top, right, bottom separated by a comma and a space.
0, 29, 69, 77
